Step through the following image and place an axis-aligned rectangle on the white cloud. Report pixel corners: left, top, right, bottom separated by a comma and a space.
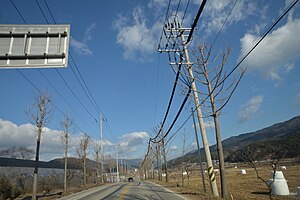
238, 95, 264, 122
119, 131, 149, 158
70, 23, 96, 56
169, 145, 178, 151
83, 23, 96, 43
0, 119, 150, 161
193, 120, 215, 130
70, 37, 93, 56
0, 119, 67, 160
239, 18, 300, 81
0, 119, 98, 161
204, 120, 215, 129
201, 0, 257, 34
113, 6, 162, 62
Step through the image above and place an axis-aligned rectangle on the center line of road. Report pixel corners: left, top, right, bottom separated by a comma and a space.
118, 184, 131, 200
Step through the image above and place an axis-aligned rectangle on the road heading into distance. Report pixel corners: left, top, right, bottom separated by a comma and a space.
59, 181, 187, 200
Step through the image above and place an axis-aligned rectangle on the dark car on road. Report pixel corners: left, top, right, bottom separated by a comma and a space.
128, 177, 133, 182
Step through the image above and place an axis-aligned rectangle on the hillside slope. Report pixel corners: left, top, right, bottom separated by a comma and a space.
168, 116, 300, 166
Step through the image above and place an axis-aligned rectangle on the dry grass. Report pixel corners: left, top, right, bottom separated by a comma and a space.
150, 162, 300, 200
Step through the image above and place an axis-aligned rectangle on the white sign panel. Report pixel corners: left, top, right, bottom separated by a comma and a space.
0, 24, 70, 68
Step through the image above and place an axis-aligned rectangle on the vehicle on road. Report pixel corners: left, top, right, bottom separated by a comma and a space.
128, 177, 133, 182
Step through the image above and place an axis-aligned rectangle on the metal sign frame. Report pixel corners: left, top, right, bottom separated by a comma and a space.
0, 24, 70, 69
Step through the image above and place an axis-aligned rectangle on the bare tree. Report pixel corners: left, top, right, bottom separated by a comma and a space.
60, 112, 72, 192
238, 145, 287, 200
27, 92, 51, 200
192, 45, 245, 199
106, 154, 115, 182
94, 144, 101, 183
76, 133, 90, 187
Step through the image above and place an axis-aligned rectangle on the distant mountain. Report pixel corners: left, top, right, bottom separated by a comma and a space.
0, 156, 142, 170
168, 116, 300, 166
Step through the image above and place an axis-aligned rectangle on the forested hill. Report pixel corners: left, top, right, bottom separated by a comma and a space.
168, 116, 300, 166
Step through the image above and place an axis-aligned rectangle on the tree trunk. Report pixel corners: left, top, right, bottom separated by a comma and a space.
64, 133, 68, 192
83, 152, 87, 187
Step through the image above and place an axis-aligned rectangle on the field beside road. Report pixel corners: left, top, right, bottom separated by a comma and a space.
150, 161, 300, 200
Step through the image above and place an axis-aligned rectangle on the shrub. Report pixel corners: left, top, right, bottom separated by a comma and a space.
0, 175, 12, 200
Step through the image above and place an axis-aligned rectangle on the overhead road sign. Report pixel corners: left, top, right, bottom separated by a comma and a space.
0, 24, 70, 69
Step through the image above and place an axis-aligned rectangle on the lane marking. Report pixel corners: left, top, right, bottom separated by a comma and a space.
146, 181, 187, 200
118, 184, 131, 200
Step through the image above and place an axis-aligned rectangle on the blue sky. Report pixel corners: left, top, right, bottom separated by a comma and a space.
0, 0, 299, 161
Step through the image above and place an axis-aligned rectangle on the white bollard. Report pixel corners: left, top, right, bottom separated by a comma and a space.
241, 169, 247, 174
269, 171, 290, 196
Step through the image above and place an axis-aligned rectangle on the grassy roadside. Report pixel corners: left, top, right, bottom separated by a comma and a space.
147, 162, 300, 200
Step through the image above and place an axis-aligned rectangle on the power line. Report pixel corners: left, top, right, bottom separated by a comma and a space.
157, 0, 172, 50
9, 0, 98, 137
35, 0, 49, 23
69, 54, 102, 113
216, 0, 299, 89
42, 0, 118, 143
9, 0, 27, 23
152, 85, 192, 143
181, 0, 191, 25
163, 0, 300, 146
16, 69, 90, 135
38, 69, 96, 133
210, 0, 238, 50
55, 68, 98, 122
34, 0, 99, 121
186, 0, 207, 43
150, 60, 183, 141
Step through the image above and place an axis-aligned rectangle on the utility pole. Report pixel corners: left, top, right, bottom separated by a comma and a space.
116, 144, 119, 182
156, 144, 160, 181
192, 108, 206, 193
161, 129, 168, 182
180, 30, 218, 197
158, 16, 219, 196
63, 112, 69, 192
100, 113, 104, 183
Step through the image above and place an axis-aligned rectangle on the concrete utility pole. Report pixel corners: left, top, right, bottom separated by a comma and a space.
180, 32, 219, 196
116, 144, 119, 182
161, 129, 168, 182
158, 16, 218, 196
191, 108, 206, 193
100, 113, 104, 183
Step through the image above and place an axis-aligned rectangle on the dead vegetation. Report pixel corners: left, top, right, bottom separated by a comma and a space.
150, 161, 300, 200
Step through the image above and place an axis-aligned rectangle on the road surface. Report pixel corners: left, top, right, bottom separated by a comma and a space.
58, 181, 187, 200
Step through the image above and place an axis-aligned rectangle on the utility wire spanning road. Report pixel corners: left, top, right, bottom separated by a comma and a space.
58, 181, 187, 200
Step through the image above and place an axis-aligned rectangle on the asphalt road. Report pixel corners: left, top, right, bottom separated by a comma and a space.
58, 181, 187, 200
